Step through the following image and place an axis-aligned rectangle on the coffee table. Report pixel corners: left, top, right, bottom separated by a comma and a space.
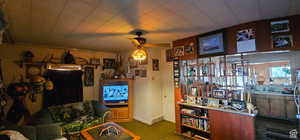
80, 122, 140, 140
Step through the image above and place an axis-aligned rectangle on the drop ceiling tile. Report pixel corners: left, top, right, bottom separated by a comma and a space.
225, 0, 261, 23
259, 0, 290, 19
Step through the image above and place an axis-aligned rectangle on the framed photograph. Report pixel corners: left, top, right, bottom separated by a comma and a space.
103, 58, 115, 69
272, 35, 293, 48
152, 59, 159, 71
134, 70, 140, 77
212, 89, 226, 99
236, 28, 256, 53
184, 43, 195, 55
271, 20, 290, 33
191, 87, 197, 96
207, 98, 219, 108
166, 49, 173, 62
90, 58, 100, 65
84, 67, 94, 86
26, 64, 42, 78
140, 69, 147, 78
187, 96, 196, 104
198, 31, 225, 56
173, 46, 184, 57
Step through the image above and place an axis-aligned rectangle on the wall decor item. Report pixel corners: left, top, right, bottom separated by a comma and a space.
212, 89, 226, 99
187, 96, 196, 104
191, 87, 197, 96
271, 19, 290, 33
134, 69, 140, 77
184, 43, 195, 55
272, 35, 293, 48
236, 28, 256, 53
140, 69, 147, 78
90, 58, 100, 65
173, 46, 184, 57
84, 67, 94, 86
103, 58, 116, 69
26, 64, 42, 78
166, 49, 173, 62
198, 31, 225, 55
152, 59, 159, 71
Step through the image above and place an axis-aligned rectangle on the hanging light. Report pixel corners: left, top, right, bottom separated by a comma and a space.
132, 47, 147, 61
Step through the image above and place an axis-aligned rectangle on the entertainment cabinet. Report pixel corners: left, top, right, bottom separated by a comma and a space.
100, 79, 133, 122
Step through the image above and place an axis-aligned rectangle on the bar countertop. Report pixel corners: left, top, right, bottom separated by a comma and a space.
178, 102, 257, 117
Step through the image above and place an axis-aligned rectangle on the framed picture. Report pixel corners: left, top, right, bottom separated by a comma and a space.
134, 70, 140, 77
173, 46, 184, 57
272, 35, 293, 48
236, 28, 256, 53
198, 31, 225, 56
84, 67, 94, 86
191, 87, 197, 96
103, 58, 115, 69
26, 64, 42, 78
271, 19, 290, 33
166, 49, 173, 62
140, 69, 147, 78
187, 96, 196, 104
90, 58, 100, 65
207, 98, 219, 108
184, 43, 195, 55
152, 59, 159, 71
212, 89, 226, 99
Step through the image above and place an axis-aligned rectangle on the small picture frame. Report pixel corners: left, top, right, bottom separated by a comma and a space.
272, 35, 293, 48
173, 46, 184, 57
187, 96, 196, 104
270, 19, 290, 34
207, 98, 219, 108
191, 87, 197, 96
212, 89, 226, 99
103, 58, 115, 69
166, 49, 173, 62
90, 58, 100, 65
184, 43, 195, 55
152, 59, 159, 71
84, 67, 94, 86
140, 69, 147, 78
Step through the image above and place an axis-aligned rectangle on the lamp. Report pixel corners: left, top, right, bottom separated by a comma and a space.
131, 47, 147, 61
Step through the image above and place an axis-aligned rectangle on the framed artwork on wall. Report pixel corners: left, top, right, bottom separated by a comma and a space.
184, 43, 195, 55
198, 31, 225, 56
103, 58, 115, 69
270, 19, 290, 34
84, 67, 94, 86
236, 28, 256, 53
272, 35, 293, 48
166, 49, 173, 62
173, 46, 184, 57
152, 59, 159, 71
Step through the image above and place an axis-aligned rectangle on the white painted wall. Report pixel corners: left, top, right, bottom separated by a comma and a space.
122, 47, 175, 124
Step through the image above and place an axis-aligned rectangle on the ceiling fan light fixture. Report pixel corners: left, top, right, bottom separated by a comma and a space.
132, 48, 147, 61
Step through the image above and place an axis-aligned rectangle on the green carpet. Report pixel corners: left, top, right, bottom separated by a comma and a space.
117, 120, 189, 140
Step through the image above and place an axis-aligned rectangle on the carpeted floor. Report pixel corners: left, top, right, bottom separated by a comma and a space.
117, 120, 189, 140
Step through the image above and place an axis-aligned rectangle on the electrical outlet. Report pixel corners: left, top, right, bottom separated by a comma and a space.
296, 114, 300, 119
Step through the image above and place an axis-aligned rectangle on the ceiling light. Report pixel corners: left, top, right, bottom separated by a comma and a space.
132, 48, 147, 61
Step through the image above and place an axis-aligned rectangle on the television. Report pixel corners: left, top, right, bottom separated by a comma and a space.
103, 85, 128, 102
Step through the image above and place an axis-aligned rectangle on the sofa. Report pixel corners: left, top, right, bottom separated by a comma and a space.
29, 100, 111, 135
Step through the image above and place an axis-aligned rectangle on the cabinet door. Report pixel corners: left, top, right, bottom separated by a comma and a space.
269, 96, 285, 119
255, 95, 270, 117
286, 98, 297, 120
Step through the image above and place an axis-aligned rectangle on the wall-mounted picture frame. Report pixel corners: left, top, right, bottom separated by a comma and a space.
236, 28, 256, 53
198, 31, 225, 56
272, 35, 293, 48
212, 89, 226, 99
270, 19, 290, 34
140, 69, 147, 78
173, 46, 184, 57
184, 43, 195, 55
84, 67, 94, 86
152, 59, 159, 71
103, 58, 115, 69
90, 58, 100, 65
166, 49, 173, 62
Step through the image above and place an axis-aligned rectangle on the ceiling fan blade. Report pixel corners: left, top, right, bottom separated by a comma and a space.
65, 32, 128, 38
128, 38, 141, 46
143, 43, 171, 48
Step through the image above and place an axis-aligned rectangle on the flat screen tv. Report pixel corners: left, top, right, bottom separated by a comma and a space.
103, 85, 128, 102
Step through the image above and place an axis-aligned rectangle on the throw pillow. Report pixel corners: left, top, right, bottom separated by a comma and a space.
0, 130, 29, 140
48, 105, 63, 122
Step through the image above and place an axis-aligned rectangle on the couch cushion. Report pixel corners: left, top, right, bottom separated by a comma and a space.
2, 124, 37, 140
48, 105, 64, 122
36, 123, 63, 140
61, 116, 103, 133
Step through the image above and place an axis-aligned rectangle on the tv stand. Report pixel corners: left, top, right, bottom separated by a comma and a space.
100, 79, 133, 122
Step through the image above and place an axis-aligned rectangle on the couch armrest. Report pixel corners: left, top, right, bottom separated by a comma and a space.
35, 123, 65, 140
91, 101, 112, 122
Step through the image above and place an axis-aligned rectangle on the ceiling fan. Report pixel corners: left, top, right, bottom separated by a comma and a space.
128, 29, 170, 49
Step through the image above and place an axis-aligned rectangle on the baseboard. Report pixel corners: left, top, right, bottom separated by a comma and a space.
134, 116, 152, 125
152, 116, 164, 124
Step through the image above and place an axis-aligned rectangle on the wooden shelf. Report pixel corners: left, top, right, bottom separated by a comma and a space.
180, 112, 208, 119
105, 103, 128, 106
181, 124, 210, 134
181, 133, 210, 140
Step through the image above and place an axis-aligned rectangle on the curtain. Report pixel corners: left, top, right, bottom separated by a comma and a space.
44, 70, 83, 107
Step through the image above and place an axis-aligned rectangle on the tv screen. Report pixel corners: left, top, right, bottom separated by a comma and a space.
103, 85, 128, 102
